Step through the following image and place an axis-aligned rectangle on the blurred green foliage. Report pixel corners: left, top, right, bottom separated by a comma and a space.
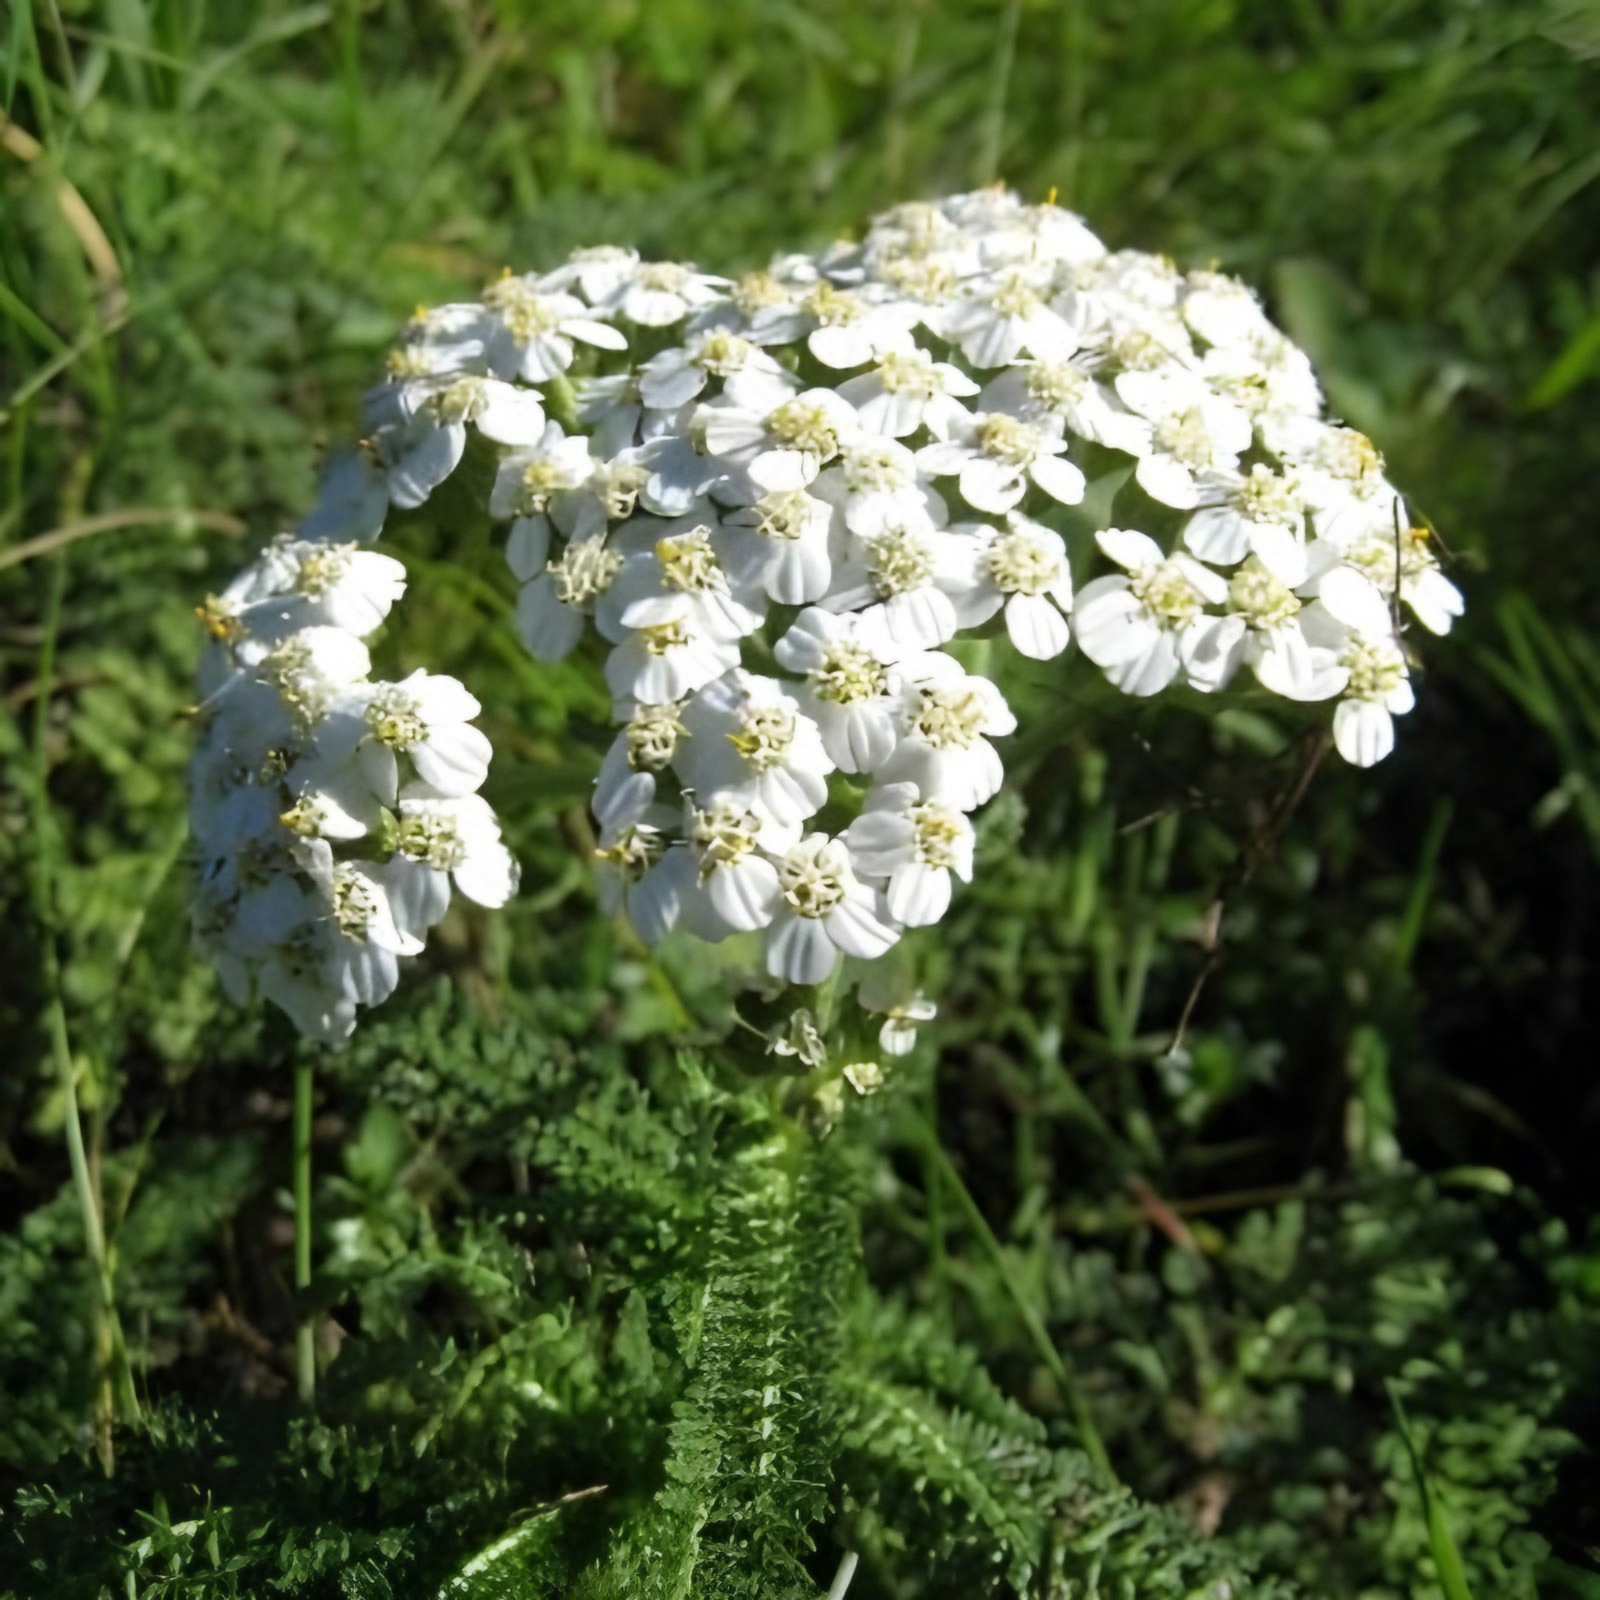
3, 0, 1600, 1594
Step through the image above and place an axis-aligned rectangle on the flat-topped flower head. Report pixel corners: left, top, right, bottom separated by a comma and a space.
195, 185, 1463, 1036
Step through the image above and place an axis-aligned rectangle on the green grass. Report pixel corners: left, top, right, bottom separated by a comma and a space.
3, 2, 1600, 1596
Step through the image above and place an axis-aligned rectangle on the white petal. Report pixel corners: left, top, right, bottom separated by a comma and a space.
1334, 698, 1394, 767
887, 863, 951, 927
1095, 527, 1165, 573
825, 889, 901, 959
453, 840, 519, 908
706, 857, 781, 931
1029, 454, 1086, 506
1136, 452, 1199, 510
412, 724, 492, 796
766, 913, 838, 985
506, 517, 552, 581
1106, 633, 1181, 696
516, 578, 587, 661
1318, 566, 1394, 638
1004, 594, 1070, 660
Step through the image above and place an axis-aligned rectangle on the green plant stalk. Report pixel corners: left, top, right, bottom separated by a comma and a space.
1388, 1381, 1475, 1600
32, 551, 140, 1452
294, 1058, 315, 1406
909, 1107, 1116, 1488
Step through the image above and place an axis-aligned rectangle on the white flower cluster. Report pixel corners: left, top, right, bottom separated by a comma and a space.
196, 187, 1463, 1020
190, 537, 517, 1042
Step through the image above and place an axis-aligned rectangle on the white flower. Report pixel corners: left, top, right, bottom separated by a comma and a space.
602, 516, 765, 644
675, 672, 834, 846
763, 833, 900, 985
600, 260, 730, 327
951, 514, 1074, 659
385, 789, 520, 941
489, 423, 596, 519
821, 518, 971, 658
837, 347, 979, 438
593, 699, 687, 834
1180, 560, 1345, 702
479, 277, 628, 381
1263, 417, 1400, 547
700, 379, 860, 492
1327, 635, 1415, 767
855, 964, 940, 1055
637, 327, 793, 411
1074, 528, 1229, 696
916, 411, 1085, 515
542, 244, 641, 305
750, 281, 919, 369
515, 533, 624, 662
816, 435, 943, 537
598, 523, 753, 706
980, 358, 1151, 456
298, 450, 388, 543
1113, 371, 1252, 510
214, 537, 406, 644
366, 373, 549, 510
1304, 524, 1464, 637
304, 842, 419, 1000
1183, 463, 1311, 586
279, 749, 386, 842
1183, 272, 1321, 420
878, 654, 1015, 810
593, 821, 687, 945
939, 271, 1078, 367
242, 626, 372, 728
844, 780, 974, 925
332, 670, 492, 804
719, 487, 836, 605
773, 608, 901, 773
684, 797, 788, 932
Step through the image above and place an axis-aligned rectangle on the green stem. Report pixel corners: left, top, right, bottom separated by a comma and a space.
32, 551, 139, 1451
909, 1107, 1116, 1488
293, 1059, 316, 1406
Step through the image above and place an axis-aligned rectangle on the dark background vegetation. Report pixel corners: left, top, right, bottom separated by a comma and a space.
2, 1, 1600, 1595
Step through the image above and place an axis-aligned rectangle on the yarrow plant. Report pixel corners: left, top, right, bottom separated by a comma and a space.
190, 188, 1462, 1042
